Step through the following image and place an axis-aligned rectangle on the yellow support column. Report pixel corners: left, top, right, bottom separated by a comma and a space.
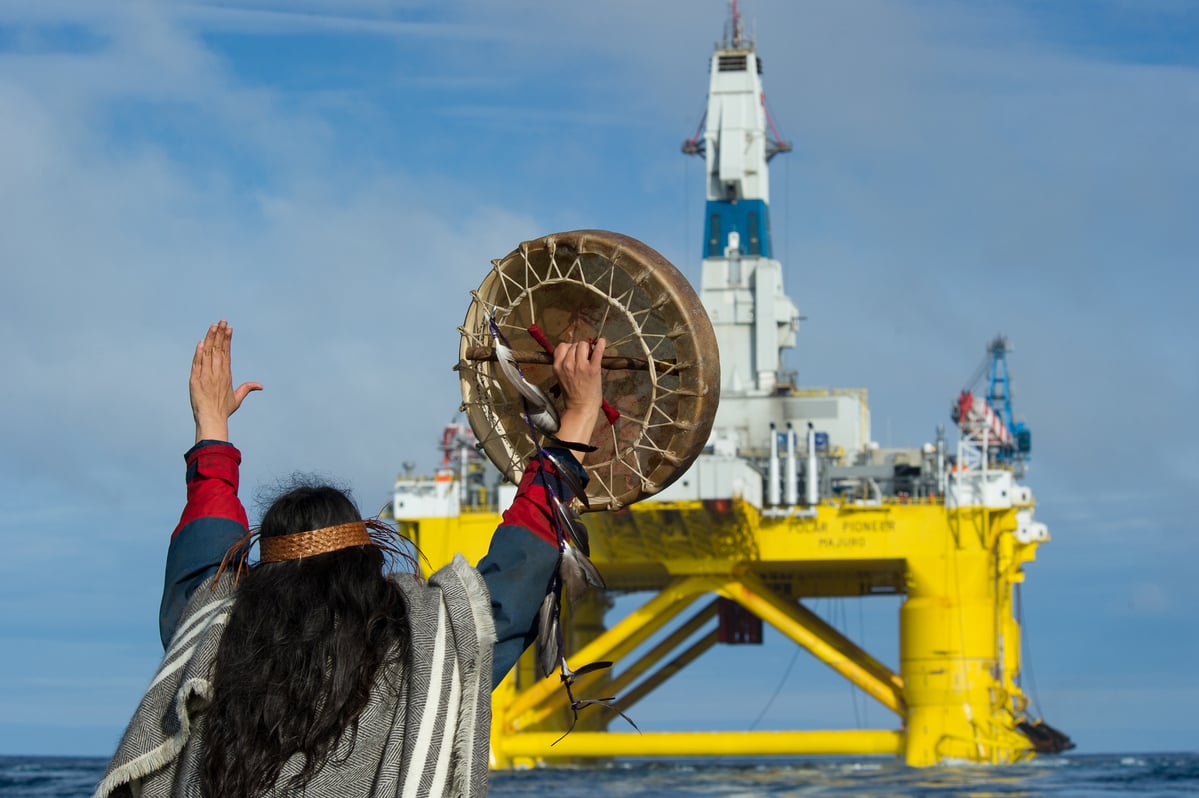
900, 509, 1032, 765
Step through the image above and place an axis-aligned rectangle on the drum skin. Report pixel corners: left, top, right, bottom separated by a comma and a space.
458, 230, 720, 510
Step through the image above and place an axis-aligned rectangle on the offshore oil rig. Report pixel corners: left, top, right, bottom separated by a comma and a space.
393, 2, 1070, 768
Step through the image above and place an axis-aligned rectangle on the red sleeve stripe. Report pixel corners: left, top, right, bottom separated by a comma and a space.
172, 443, 249, 538
501, 460, 561, 547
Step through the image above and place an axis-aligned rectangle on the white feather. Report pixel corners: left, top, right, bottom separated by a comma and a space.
494, 341, 560, 434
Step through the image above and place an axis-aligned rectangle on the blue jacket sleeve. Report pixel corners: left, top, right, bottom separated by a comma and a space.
159, 440, 249, 648
476, 526, 562, 689
477, 447, 589, 689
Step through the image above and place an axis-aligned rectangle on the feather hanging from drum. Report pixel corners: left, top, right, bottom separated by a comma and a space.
486, 312, 561, 435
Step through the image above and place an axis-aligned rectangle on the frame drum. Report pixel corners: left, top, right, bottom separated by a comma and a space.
457, 230, 719, 510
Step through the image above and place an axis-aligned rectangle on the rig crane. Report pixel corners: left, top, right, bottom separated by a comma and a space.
952, 335, 1032, 472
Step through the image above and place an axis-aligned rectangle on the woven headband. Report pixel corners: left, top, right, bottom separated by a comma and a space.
258, 521, 373, 562
215, 517, 416, 588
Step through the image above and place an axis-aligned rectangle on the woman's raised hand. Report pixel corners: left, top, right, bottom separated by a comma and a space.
190, 320, 263, 443
552, 338, 606, 460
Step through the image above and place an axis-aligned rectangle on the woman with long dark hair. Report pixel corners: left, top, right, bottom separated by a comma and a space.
96, 320, 605, 797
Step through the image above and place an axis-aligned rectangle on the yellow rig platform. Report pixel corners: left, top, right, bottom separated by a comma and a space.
392, 4, 1068, 769
395, 413, 1062, 768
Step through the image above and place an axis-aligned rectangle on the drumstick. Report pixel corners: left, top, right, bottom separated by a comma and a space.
463, 346, 676, 374
524, 324, 620, 425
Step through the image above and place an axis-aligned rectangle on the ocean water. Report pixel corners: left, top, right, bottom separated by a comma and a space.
2, 753, 1196, 797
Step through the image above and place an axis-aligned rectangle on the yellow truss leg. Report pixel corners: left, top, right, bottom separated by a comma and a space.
718, 572, 905, 715
614, 630, 719, 714
503, 576, 712, 731
604, 599, 720, 701
790, 599, 905, 697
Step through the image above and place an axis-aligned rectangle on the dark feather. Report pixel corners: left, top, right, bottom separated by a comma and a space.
539, 448, 591, 510
550, 712, 580, 746
572, 698, 642, 734
568, 661, 613, 679
559, 545, 607, 604
551, 494, 590, 555
537, 590, 562, 678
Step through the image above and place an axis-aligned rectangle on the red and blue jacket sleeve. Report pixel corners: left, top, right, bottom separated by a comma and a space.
158, 440, 250, 648
476, 448, 587, 689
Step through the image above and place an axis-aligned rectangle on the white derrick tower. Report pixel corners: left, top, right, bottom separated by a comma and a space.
684, 1, 798, 397
671, 1, 871, 489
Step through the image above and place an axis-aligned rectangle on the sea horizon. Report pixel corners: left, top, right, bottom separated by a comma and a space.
4, 751, 1197, 797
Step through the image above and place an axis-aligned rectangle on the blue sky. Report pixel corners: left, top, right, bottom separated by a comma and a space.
0, 0, 1195, 757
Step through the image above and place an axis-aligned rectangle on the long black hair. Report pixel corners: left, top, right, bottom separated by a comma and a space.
203, 479, 411, 798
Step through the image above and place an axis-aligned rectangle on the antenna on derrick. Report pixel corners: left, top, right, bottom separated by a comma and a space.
724, 0, 748, 49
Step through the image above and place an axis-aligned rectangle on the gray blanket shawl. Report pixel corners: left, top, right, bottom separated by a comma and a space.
94, 555, 496, 798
